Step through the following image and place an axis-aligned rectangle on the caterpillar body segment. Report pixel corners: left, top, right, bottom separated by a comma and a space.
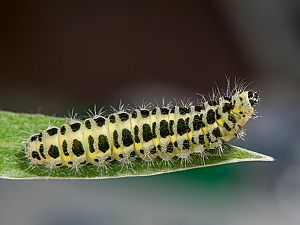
25, 90, 260, 169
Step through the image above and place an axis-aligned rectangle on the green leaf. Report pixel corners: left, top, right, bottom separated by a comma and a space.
0, 110, 274, 180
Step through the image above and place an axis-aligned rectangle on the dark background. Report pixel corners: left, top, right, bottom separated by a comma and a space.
1, 1, 300, 225
0, 0, 250, 114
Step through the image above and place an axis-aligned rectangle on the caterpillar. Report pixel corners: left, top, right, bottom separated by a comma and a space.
25, 83, 260, 170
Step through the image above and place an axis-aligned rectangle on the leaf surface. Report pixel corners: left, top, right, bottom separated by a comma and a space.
0, 111, 274, 179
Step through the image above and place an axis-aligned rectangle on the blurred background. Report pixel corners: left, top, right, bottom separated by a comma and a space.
0, 0, 300, 224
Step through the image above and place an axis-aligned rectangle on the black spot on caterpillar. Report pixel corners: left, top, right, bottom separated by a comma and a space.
46, 128, 58, 136
25, 82, 260, 170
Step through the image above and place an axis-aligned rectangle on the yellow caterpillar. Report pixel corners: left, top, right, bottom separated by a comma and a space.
25, 88, 260, 169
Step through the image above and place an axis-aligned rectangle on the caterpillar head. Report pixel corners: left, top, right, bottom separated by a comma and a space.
248, 91, 260, 106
